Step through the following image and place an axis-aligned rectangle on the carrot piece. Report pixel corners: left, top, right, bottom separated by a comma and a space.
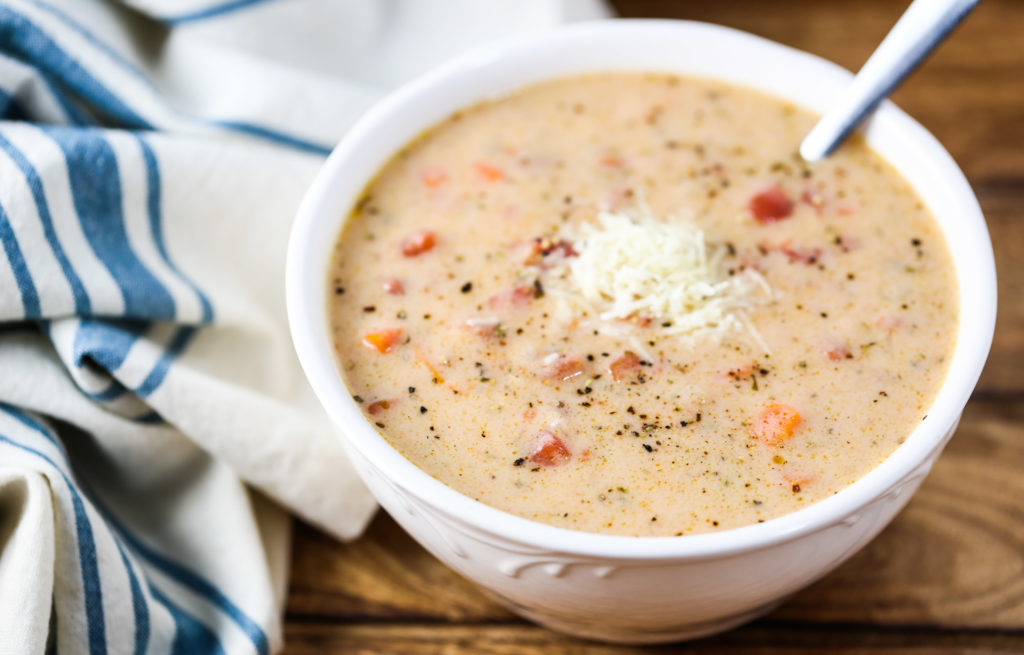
400, 230, 436, 257
528, 430, 571, 467
415, 347, 444, 384
474, 161, 504, 182
752, 403, 802, 446
367, 399, 393, 415
782, 470, 815, 493
750, 186, 794, 224
824, 343, 851, 361
362, 328, 403, 353
382, 277, 404, 295
421, 170, 447, 188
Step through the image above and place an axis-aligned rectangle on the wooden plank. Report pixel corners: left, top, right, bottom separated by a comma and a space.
282, 622, 1024, 655
286, 399, 1024, 627
976, 185, 1024, 394
285, 513, 512, 621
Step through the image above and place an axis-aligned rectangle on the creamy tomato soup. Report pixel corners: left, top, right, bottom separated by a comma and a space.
327, 73, 957, 536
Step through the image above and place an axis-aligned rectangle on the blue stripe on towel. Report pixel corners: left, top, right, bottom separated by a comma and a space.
70, 471, 109, 655
86, 380, 129, 402
0, 130, 91, 314
26, 0, 155, 88
82, 479, 262, 655
0, 401, 63, 452
149, 586, 228, 655
6, 5, 326, 154
0, 429, 108, 655
136, 326, 195, 397
212, 119, 332, 156
0, 8, 152, 129
0, 51, 93, 125
113, 540, 150, 655
135, 135, 214, 322
163, 0, 277, 25
0, 199, 41, 317
3, 408, 262, 655
112, 517, 269, 655
73, 319, 147, 371
45, 128, 177, 319
1, 408, 152, 654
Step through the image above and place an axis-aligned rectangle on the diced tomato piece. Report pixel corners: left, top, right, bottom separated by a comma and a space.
474, 161, 504, 182
400, 230, 436, 257
382, 278, 404, 295
538, 353, 583, 381
726, 362, 759, 380
800, 189, 825, 216
608, 351, 641, 382
876, 315, 903, 332
464, 317, 503, 338
752, 403, 802, 447
421, 170, 447, 188
367, 399, 393, 415
780, 243, 823, 265
632, 315, 654, 328
487, 284, 537, 308
740, 251, 762, 271
524, 237, 579, 266
601, 155, 624, 168
750, 186, 794, 224
362, 328, 403, 353
824, 343, 851, 361
528, 429, 571, 467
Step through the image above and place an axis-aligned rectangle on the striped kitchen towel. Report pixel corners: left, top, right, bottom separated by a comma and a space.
0, 1, 608, 654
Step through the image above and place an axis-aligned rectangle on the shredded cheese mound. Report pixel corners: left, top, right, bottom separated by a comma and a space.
557, 209, 771, 347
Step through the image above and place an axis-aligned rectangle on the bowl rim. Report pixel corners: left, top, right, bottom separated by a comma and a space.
286, 18, 996, 560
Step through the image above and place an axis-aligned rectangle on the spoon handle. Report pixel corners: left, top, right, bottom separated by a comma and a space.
799, 0, 980, 161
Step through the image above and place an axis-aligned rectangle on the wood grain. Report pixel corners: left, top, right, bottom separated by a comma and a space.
283, 623, 1024, 655
284, 0, 1024, 652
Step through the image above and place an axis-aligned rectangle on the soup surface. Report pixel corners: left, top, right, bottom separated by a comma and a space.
327, 73, 957, 536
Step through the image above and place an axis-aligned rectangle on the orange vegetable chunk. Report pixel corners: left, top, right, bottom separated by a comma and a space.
608, 351, 641, 382
752, 403, 802, 446
529, 430, 571, 467
400, 230, 436, 257
474, 161, 504, 182
421, 170, 447, 188
362, 328, 403, 353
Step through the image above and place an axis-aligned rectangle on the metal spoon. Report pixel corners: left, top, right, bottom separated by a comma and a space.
799, 0, 980, 162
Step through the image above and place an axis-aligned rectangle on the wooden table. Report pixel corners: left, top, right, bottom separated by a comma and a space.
284, 2, 1024, 652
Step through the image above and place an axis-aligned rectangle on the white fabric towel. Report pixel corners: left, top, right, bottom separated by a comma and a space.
0, 1, 609, 653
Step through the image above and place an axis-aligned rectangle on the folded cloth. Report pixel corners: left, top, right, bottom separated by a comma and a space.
0, 1, 608, 653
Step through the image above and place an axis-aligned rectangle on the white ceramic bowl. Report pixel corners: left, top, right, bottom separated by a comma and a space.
286, 20, 996, 644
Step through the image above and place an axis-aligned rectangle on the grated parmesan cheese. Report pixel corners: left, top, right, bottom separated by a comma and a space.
549, 209, 771, 349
